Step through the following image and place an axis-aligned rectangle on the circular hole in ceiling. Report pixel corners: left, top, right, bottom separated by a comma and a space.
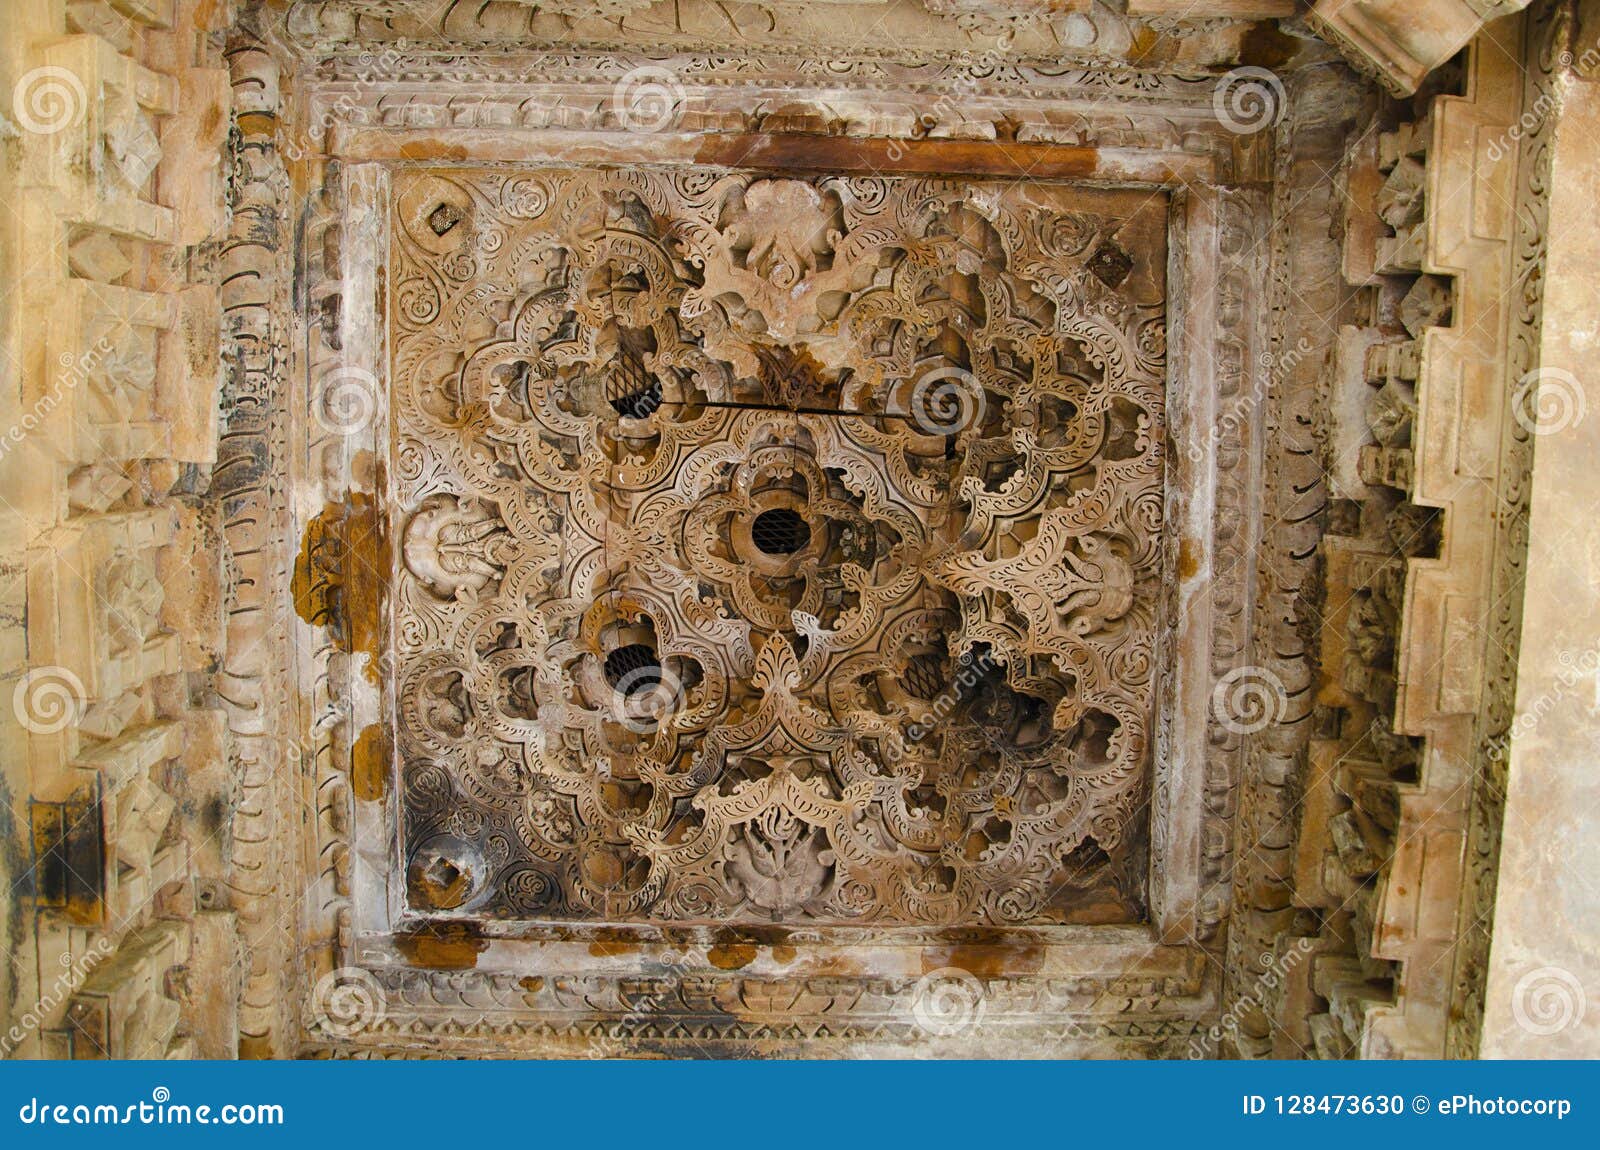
604, 643, 662, 698
903, 652, 947, 701
604, 350, 664, 420
609, 377, 663, 420
752, 507, 811, 556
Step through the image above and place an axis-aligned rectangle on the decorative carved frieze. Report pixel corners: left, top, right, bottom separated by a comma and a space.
1270, 8, 1549, 1061
1365, 11, 1529, 1060
284, 0, 1312, 74
212, 23, 300, 1058
1215, 65, 1365, 1059
1457, 0, 1561, 1060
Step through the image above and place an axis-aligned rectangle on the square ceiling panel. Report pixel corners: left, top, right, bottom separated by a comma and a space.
387, 167, 1168, 928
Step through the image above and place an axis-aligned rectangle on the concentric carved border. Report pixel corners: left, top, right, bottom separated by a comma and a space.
214, 30, 1351, 1055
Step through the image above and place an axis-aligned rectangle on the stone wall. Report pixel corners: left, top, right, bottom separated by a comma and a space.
1, 0, 235, 1058
1482, 0, 1600, 1058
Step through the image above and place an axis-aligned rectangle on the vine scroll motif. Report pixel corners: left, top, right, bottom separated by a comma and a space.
388, 167, 1167, 926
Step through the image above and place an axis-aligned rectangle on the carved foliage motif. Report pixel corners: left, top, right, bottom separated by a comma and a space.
389, 168, 1166, 926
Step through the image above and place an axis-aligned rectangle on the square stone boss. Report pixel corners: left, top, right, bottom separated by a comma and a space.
384, 167, 1169, 930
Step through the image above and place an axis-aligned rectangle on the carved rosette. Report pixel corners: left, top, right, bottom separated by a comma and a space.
388, 167, 1166, 926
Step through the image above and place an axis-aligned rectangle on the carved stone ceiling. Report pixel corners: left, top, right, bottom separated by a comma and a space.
4, 0, 1546, 1066
388, 167, 1168, 928
262, 0, 1343, 1057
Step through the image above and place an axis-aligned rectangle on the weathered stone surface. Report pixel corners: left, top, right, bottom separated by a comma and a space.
1483, 28, 1600, 1059
1, 0, 1593, 1061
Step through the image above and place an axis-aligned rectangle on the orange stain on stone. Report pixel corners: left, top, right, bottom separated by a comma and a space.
926, 943, 1044, 978
395, 924, 488, 969
707, 943, 759, 970
589, 939, 641, 958
351, 722, 389, 801
1178, 538, 1201, 581
292, 492, 387, 683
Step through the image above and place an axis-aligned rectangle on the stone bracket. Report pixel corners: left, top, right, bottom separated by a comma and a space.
1309, 0, 1533, 96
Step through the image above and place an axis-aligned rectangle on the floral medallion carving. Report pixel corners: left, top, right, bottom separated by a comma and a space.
388, 167, 1167, 926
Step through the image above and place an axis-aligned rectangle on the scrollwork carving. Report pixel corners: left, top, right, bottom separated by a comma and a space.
388, 167, 1167, 926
